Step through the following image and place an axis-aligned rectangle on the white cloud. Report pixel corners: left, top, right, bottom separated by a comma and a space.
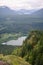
0, 0, 43, 10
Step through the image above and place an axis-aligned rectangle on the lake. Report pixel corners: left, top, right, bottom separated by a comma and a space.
2, 36, 27, 46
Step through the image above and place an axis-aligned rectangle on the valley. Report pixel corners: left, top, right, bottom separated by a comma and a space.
0, 6, 43, 65
0, 33, 25, 44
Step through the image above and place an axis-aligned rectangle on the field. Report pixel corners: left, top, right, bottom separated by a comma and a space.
0, 33, 24, 44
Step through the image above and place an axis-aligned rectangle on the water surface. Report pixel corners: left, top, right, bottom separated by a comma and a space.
2, 36, 26, 46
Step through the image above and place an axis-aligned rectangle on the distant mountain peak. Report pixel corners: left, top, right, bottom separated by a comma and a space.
0, 6, 43, 16
0, 6, 10, 10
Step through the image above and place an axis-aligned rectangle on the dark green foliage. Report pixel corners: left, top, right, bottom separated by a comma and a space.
0, 45, 17, 55
20, 31, 43, 65
12, 47, 21, 56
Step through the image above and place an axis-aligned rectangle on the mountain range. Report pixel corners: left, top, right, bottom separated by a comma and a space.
0, 6, 43, 17
0, 6, 43, 34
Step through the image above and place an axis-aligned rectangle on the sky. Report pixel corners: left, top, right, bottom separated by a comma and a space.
0, 0, 43, 10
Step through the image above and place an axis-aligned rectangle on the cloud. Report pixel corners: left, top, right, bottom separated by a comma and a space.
0, 0, 43, 10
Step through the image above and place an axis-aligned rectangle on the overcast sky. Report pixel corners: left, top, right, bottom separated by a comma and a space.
0, 0, 43, 10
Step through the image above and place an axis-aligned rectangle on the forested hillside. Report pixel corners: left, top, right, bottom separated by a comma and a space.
12, 31, 43, 65
19, 31, 43, 65
0, 31, 43, 65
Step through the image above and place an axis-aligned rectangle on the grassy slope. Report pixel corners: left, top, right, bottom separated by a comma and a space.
0, 55, 30, 65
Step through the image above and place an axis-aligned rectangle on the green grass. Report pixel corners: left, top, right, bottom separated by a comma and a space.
0, 55, 30, 65
0, 33, 23, 44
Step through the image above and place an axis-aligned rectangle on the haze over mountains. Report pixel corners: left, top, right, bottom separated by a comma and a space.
0, 6, 43, 17
0, 6, 43, 34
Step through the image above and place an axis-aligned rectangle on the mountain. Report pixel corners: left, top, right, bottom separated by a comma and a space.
0, 6, 43, 34
16, 9, 36, 14
0, 6, 43, 16
0, 6, 17, 16
19, 31, 43, 65
31, 8, 43, 17
0, 6, 34, 16
0, 6, 36, 16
